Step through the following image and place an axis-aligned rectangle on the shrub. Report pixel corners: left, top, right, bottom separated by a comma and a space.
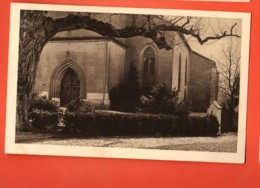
221, 106, 238, 133
66, 97, 95, 113
63, 111, 219, 136
109, 62, 141, 112
29, 95, 58, 112
138, 82, 191, 116
30, 109, 59, 128
29, 95, 59, 129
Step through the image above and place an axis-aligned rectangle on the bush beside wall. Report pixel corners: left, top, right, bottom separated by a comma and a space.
138, 82, 191, 116
29, 95, 59, 129
63, 111, 219, 136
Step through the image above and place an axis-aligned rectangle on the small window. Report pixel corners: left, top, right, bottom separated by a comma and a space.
185, 57, 188, 86
178, 53, 182, 90
184, 88, 187, 101
143, 47, 156, 85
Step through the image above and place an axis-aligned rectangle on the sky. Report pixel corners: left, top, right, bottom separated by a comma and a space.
185, 17, 242, 64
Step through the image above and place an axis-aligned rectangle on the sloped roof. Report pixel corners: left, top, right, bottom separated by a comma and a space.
177, 33, 192, 52
191, 50, 217, 68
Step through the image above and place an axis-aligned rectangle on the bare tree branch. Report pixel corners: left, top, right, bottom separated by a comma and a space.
217, 38, 240, 111
42, 14, 241, 50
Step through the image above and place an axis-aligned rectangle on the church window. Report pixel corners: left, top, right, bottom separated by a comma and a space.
178, 53, 182, 90
143, 47, 156, 85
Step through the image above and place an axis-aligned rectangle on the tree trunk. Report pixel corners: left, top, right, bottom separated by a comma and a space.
17, 11, 56, 131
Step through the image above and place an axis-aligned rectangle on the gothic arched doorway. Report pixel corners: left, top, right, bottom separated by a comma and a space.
60, 68, 80, 106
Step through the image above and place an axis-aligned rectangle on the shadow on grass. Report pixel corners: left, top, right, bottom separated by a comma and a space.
15, 131, 71, 143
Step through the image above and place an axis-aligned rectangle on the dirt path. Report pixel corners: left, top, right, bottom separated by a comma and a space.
16, 132, 237, 153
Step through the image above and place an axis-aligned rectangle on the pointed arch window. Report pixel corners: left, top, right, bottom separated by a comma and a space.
143, 47, 156, 85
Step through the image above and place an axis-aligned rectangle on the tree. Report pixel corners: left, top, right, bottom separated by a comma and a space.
109, 62, 141, 112
217, 39, 240, 131
17, 10, 240, 130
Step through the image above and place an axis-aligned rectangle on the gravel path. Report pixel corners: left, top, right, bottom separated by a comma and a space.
16, 132, 237, 153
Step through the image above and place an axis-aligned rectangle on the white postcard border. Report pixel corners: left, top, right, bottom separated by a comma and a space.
5, 3, 251, 164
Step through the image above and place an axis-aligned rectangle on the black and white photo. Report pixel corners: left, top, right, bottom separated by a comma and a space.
5, 3, 250, 163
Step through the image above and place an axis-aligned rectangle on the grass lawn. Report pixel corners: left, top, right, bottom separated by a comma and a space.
15, 132, 237, 153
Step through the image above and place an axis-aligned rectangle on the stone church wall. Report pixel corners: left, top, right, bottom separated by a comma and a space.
108, 42, 126, 91
125, 36, 174, 86
35, 40, 110, 98
171, 32, 190, 101
189, 51, 217, 112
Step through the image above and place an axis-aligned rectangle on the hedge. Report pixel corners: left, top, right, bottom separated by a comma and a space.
63, 111, 219, 136
30, 109, 59, 129
28, 95, 59, 130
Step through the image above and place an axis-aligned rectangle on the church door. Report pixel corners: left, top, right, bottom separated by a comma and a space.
60, 68, 80, 106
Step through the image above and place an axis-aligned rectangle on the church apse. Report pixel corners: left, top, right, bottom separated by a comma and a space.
34, 14, 218, 112
35, 32, 126, 108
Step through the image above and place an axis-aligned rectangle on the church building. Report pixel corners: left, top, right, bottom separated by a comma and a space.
34, 13, 219, 112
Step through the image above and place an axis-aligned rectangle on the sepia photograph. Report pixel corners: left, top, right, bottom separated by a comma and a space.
5, 3, 250, 163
